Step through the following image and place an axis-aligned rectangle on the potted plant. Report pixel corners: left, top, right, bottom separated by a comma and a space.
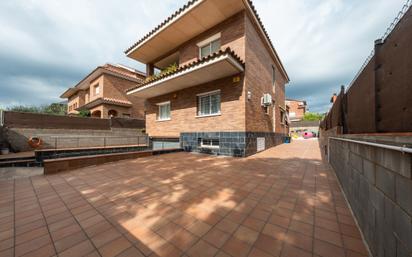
0, 143, 9, 155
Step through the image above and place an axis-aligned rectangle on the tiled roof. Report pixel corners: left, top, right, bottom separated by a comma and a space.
102, 97, 132, 105
102, 64, 145, 81
126, 47, 244, 93
124, 0, 289, 81
125, 0, 199, 54
78, 97, 132, 110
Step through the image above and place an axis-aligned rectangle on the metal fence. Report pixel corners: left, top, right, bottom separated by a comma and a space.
346, 0, 412, 92
321, 2, 412, 134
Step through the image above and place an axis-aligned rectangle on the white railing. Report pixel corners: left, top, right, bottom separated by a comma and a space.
346, 0, 412, 92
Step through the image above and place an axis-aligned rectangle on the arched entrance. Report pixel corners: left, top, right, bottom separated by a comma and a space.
108, 109, 118, 118
91, 110, 102, 118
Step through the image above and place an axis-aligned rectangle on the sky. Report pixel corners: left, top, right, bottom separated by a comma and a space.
0, 0, 407, 113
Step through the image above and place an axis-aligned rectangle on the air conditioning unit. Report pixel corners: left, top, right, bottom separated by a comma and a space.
261, 94, 272, 106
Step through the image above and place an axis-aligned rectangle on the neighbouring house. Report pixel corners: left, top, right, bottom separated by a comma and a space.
125, 0, 290, 157
285, 99, 307, 122
61, 64, 146, 119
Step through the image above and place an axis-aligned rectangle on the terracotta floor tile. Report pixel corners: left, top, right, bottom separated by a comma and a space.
339, 223, 361, 239
187, 240, 218, 257
98, 236, 132, 257
150, 242, 182, 257
0, 238, 13, 252
248, 247, 274, 257
346, 249, 368, 257
314, 227, 343, 247
233, 225, 259, 245
262, 223, 287, 241
50, 223, 82, 242
186, 220, 211, 237
203, 227, 230, 249
54, 231, 87, 253
84, 220, 113, 238
281, 244, 311, 257
116, 246, 145, 257
342, 235, 368, 255
215, 250, 232, 257
284, 230, 313, 253
242, 216, 265, 232
288, 220, 313, 237
314, 239, 345, 257
58, 240, 95, 257
15, 219, 46, 236
1, 141, 369, 257
20, 243, 55, 257
268, 214, 291, 229
315, 218, 340, 233
14, 234, 51, 257
222, 237, 252, 257
169, 229, 199, 251
156, 222, 182, 240
253, 233, 283, 256
0, 247, 13, 257
215, 218, 239, 234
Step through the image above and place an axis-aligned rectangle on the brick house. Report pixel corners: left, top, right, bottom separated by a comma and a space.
285, 99, 307, 122
126, 0, 290, 156
61, 64, 146, 119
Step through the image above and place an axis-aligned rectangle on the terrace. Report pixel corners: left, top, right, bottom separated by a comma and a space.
0, 140, 368, 257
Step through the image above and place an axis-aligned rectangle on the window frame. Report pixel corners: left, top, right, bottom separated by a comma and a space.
156, 101, 171, 121
196, 90, 221, 118
200, 138, 220, 149
197, 33, 221, 59
280, 108, 286, 125
94, 84, 100, 96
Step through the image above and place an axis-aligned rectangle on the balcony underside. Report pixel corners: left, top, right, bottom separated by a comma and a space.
126, 0, 245, 63
127, 51, 244, 99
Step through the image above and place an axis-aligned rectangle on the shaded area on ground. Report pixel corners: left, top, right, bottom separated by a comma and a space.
0, 140, 368, 257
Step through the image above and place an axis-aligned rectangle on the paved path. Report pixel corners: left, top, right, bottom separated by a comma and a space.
0, 140, 369, 257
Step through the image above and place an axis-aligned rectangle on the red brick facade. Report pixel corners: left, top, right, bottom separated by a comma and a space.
285, 99, 307, 121
64, 65, 145, 119
144, 11, 288, 137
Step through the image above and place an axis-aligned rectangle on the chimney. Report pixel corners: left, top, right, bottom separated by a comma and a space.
330, 93, 338, 103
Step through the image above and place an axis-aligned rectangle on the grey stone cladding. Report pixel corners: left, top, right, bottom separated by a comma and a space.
180, 132, 285, 157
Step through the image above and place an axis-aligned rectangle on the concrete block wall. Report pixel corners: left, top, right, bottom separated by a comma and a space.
329, 137, 412, 257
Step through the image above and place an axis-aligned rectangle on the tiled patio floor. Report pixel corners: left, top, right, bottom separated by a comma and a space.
0, 140, 369, 257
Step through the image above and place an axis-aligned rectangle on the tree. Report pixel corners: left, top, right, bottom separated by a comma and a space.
7, 103, 67, 116
77, 109, 90, 117
303, 112, 325, 121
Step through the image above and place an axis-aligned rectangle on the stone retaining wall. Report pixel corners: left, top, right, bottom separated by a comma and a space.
4, 127, 146, 152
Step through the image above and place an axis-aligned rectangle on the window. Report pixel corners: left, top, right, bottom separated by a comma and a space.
201, 138, 219, 148
272, 65, 276, 86
280, 109, 285, 125
197, 90, 221, 117
157, 101, 171, 121
198, 33, 221, 59
94, 84, 100, 95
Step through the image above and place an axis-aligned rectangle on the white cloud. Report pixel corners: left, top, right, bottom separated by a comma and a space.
0, 0, 407, 112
